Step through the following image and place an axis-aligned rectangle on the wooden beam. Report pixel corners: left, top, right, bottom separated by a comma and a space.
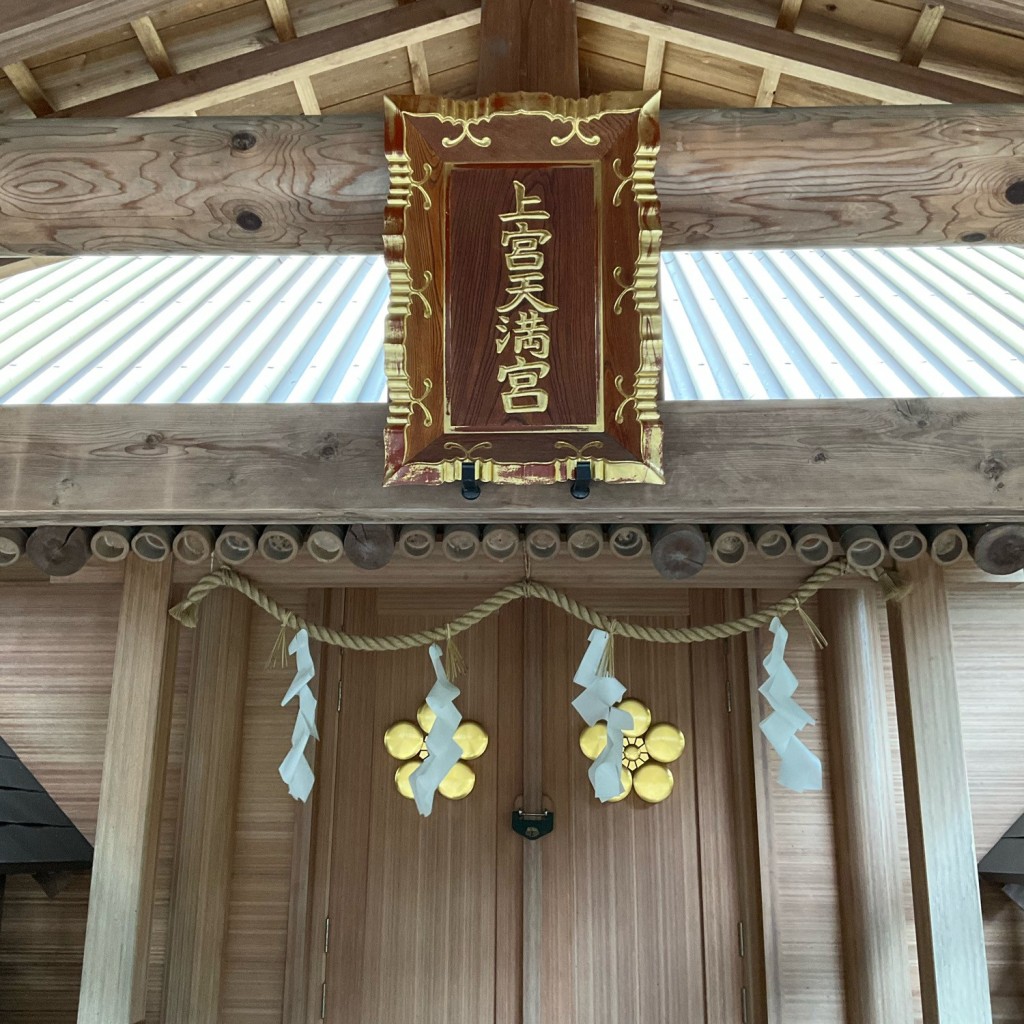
406, 41, 430, 95
130, 16, 175, 80
776, 0, 804, 31
754, 66, 780, 106
577, 0, 1020, 103
54, 0, 480, 116
642, 36, 666, 91
1, 398, 1023, 525
293, 77, 320, 115
266, 0, 297, 42
77, 554, 175, 1024
163, 588, 251, 1024
0, 256, 63, 279
902, 3, 945, 66
2, 61, 53, 116
0, 0, 182, 67
478, 0, 579, 96
2, 105, 1023, 258
819, 590, 913, 1024
886, 560, 993, 1024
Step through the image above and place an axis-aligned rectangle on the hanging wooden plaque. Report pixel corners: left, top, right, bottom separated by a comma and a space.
383, 92, 664, 486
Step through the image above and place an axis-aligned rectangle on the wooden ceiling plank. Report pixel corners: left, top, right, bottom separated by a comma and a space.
902, 3, 946, 66
406, 40, 431, 95
776, 0, 804, 32
0, 0, 190, 68
2, 398, 1024, 525
54, 0, 481, 116
293, 76, 321, 114
477, 0, 579, 95
2, 61, 54, 116
577, 0, 1022, 103
2, 106, 1022, 257
130, 16, 175, 80
266, 0, 298, 43
642, 35, 666, 90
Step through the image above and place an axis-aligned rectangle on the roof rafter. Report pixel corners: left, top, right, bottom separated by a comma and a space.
52, 0, 481, 117
578, 0, 1021, 103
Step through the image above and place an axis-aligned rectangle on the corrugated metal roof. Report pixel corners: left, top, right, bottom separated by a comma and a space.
1, 247, 1022, 405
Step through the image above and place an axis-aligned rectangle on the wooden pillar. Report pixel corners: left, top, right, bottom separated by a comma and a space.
77, 555, 176, 1024
163, 587, 252, 1024
886, 560, 993, 1024
819, 589, 913, 1024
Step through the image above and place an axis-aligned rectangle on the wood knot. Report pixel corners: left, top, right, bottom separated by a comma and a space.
979, 455, 1006, 482
306, 433, 341, 461
811, 449, 828, 464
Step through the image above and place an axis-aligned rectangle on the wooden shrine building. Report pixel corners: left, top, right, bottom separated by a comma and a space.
1, 1, 1023, 1023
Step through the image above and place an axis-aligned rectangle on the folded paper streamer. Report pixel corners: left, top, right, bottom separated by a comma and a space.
279, 629, 319, 802
410, 644, 463, 817
573, 629, 634, 802
759, 616, 822, 793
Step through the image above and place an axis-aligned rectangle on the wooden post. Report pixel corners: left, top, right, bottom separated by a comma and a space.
77, 554, 176, 1024
163, 587, 252, 1024
26, 525, 94, 576
344, 523, 396, 569
819, 589, 913, 1024
887, 559, 993, 1024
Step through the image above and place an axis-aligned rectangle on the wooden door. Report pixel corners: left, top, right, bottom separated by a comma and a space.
323, 586, 752, 1024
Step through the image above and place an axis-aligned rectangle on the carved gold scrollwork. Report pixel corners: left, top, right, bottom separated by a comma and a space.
410, 378, 434, 427
409, 270, 434, 319
550, 117, 602, 148
611, 157, 635, 207
554, 439, 605, 460
613, 374, 640, 425
410, 162, 434, 210
443, 440, 494, 461
440, 118, 492, 149
612, 265, 638, 315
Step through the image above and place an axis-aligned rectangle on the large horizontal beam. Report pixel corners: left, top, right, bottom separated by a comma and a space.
1, 106, 1022, 257
579, 0, 1022, 105
1, 398, 1021, 525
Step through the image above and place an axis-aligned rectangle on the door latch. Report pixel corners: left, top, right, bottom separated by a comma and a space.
512, 809, 554, 841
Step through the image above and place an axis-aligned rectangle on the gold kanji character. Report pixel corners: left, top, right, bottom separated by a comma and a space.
498, 356, 550, 414
498, 180, 550, 223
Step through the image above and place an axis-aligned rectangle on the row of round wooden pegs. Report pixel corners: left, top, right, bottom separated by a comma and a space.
2, 522, 1023, 579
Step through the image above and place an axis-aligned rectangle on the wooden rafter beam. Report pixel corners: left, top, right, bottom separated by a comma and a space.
0, 0, 187, 67
902, 3, 945, 67
1, 399, 1022, 525
52, 0, 480, 116
2, 61, 53, 116
2, 106, 1022, 258
130, 16, 175, 80
642, 36, 666, 91
577, 0, 1021, 103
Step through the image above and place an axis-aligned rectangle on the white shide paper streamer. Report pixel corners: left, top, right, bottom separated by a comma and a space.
279, 628, 319, 802
572, 629, 634, 802
410, 643, 463, 817
759, 616, 822, 793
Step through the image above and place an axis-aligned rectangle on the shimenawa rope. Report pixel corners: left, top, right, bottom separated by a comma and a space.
168, 557, 897, 651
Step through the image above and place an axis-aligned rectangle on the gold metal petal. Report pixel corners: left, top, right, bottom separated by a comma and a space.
579, 722, 607, 760
395, 760, 418, 799
618, 698, 651, 738
439, 761, 476, 800
454, 721, 489, 760
417, 702, 436, 732
645, 723, 686, 764
607, 768, 633, 803
633, 763, 674, 803
384, 720, 425, 761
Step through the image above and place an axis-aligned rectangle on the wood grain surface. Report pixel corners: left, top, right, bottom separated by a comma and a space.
1, 398, 1023, 524
1, 106, 1022, 257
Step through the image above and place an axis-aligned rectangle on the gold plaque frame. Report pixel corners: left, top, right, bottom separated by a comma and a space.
383, 91, 665, 487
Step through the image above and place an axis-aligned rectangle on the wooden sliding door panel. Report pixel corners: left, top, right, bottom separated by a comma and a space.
540, 603, 706, 1024
327, 591, 519, 1024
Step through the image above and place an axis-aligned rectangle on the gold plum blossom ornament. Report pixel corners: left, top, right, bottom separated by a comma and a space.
579, 698, 685, 804
384, 704, 489, 803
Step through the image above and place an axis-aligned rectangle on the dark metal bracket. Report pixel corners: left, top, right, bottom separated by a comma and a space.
570, 460, 592, 500
512, 808, 554, 841
460, 461, 481, 501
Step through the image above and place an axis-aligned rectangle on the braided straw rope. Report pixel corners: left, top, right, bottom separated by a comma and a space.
169, 558, 859, 650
